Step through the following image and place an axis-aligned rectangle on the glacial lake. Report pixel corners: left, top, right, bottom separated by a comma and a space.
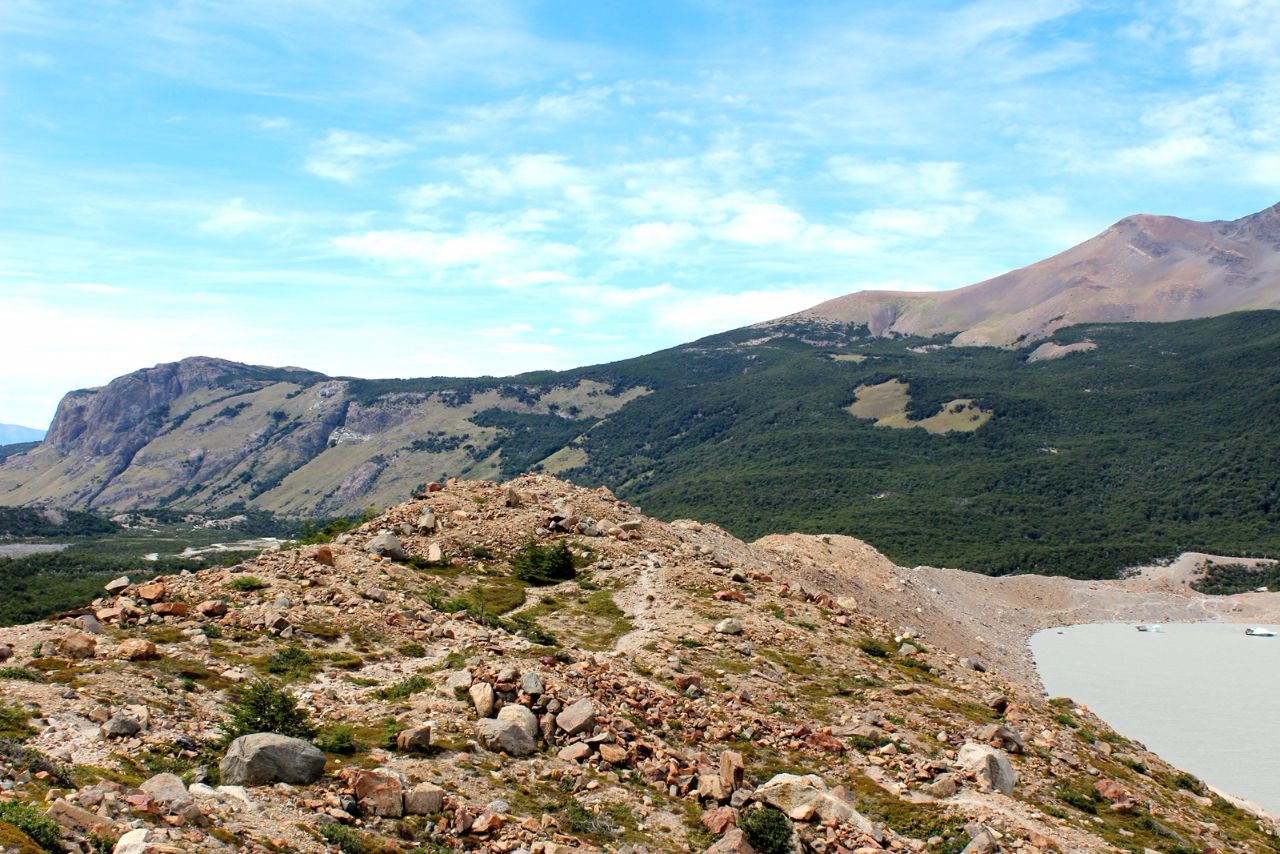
1031, 622, 1280, 816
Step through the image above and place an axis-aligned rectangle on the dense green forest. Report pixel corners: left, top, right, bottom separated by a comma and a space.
537, 311, 1276, 579
0, 506, 118, 537
1192, 562, 1280, 596
340, 312, 1280, 579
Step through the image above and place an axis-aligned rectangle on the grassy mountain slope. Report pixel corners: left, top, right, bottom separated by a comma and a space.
2, 312, 1278, 579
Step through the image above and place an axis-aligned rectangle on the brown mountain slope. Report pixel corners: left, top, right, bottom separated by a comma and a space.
783, 202, 1280, 345
0, 474, 1276, 852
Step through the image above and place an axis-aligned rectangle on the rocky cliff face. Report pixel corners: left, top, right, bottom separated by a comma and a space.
0, 474, 1274, 853
783, 202, 1280, 346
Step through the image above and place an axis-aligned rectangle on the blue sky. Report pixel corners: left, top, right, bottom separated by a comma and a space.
2, 0, 1279, 429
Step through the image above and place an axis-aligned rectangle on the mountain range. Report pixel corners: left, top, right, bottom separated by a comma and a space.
2, 203, 1279, 578
0, 423, 46, 445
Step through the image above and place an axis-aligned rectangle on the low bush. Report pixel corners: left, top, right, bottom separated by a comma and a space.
228, 575, 265, 592
511, 540, 576, 586
0, 800, 64, 853
220, 678, 316, 743
739, 806, 792, 854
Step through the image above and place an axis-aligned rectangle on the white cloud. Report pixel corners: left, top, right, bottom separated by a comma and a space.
616, 221, 698, 254
828, 157, 965, 199
401, 182, 461, 209
1115, 136, 1212, 168
716, 202, 807, 244
305, 130, 412, 182
70, 282, 128, 295
198, 198, 272, 236
654, 287, 844, 334
332, 229, 520, 267
854, 205, 981, 237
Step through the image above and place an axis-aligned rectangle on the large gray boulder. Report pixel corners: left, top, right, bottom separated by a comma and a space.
476, 718, 536, 756
555, 698, 596, 735
219, 733, 325, 785
957, 741, 1018, 795
496, 703, 539, 741
364, 531, 406, 561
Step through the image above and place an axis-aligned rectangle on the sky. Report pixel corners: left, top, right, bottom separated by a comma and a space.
2, 0, 1280, 430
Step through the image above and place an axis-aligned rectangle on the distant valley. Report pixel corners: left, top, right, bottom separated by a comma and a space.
3, 203, 1280, 580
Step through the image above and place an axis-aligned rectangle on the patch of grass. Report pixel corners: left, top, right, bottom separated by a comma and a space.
846, 775, 968, 852
857, 637, 894, 658
145, 625, 186, 644
0, 667, 47, 684
299, 621, 343, 639
397, 642, 427, 658
0, 704, 34, 741
264, 643, 316, 681
316, 725, 360, 755
0, 801, 64, 853
318, 821, 397, 854
0, 820, 45, 854
228, 575, 266, 592
376, 674, 429, 701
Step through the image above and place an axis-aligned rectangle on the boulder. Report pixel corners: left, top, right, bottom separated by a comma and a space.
136, 582, 166, 602
350, 768, 404, 818
706, 827, 757, 854
476, 718, 536, 756
558, 742, 591, 762
364, 531, 405, 560
753, 773, 880, 836
140, 772, 190, 805
59, 631, 97, 659
496, 704, 539, 741
957, 742, 1018, 795
74, 614, 102, 634
196, 599, 227, 617
598, 743, 628, 764
117, 639, 159, 661
470, 682, 496, 717
0, 643, 11, 662
975, 723, 1024, 754
925, 773, 959, 798
152, 602, 188, 617
427, 542, 444, 562
104, 576, 131, 594
47, 798, 110, 834
416, 509, 437, 531
102, 712, 142, 739
395, 724, 432, 752
446, 669, 473, 696
314, 545, 335, 566
555, 698, 596, 735
113, 828, 152, 854
405, 782, 445, 816
714, 618, 744, 635
521, 671, 545, 696
219, 733, 325, 785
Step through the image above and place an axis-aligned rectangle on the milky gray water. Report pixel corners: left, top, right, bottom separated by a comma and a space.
1031, 622, 1280, 816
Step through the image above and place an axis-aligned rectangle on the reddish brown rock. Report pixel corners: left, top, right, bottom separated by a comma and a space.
152, 602, 189, 617
196, 599, 227, 617
136, 582, 167, 602
350, 769, 404, 818
714, 590, 747, 603
598, 743, 628, 765
702, 806, 737, 834
58, 631, 97, 659
706, 827, 756, 854
117, 639, 159, 661
315, 545, 334, 566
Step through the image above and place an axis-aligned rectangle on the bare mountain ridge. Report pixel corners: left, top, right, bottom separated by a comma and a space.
781, 201, 1280, 346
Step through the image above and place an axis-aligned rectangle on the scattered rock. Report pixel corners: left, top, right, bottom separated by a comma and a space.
714, 617, 744, 635
470, 682, 496, 717
140, 772, 190, 805
58, 631, 97, 659
350, 768, 404, 818
396, 724, 433, 752
405, 782, 445, 816
136, 582, 166, 602
102, 712, 142, 739
496, 703, 539, 741
104, 575, 131, 594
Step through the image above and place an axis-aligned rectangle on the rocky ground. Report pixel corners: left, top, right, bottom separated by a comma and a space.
0, 474, 1277, 853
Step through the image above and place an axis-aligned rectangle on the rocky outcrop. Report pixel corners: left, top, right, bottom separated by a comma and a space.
219, 733, 326, 785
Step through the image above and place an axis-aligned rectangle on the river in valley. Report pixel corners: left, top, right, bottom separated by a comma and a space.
1031, 622, 1280, 816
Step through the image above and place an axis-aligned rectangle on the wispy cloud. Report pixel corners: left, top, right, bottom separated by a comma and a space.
304, 130, 413, 182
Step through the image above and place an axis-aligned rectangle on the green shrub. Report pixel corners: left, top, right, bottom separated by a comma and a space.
0, 667, 47, 684
397, 642, 427, 658
511, 540, 576, 586
0, 704, 34, 741
265, 644, 315, 680
220, 678, 316, 743
316, 725, 359, 755
857, 638, 893, 658
375, 674, 429, 701
739, 806, 792, 854
0, 800, 64, 853
228, 575, 265, 592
